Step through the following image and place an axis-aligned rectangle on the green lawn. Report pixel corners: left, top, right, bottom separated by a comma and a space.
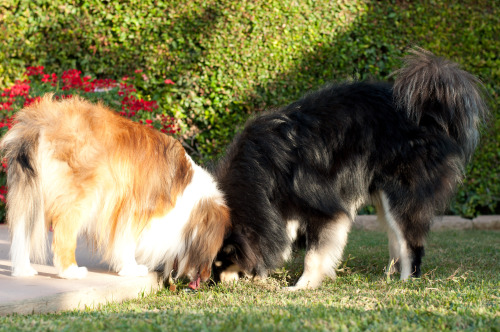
1, 229, 498, 331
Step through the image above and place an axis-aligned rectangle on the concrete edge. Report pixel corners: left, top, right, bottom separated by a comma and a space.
0, 272, 163, 316
353, 215, 500, 231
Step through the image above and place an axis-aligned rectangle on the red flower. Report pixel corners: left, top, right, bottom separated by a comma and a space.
121, 95, 158, 113
119, 82, 136, 96
42, 73, 58, 86
0, 116, 15, 129
159, 114, 179, 134
1, 65, 179, 137
54, 94, 73, 100
23, 96, 43, 107
92, 78, 117, 92
0, 187, 7, 204
61, 69, 84, 90
25, 66, 45, 77
2, 80, 30, 99
0, 102, 13, 111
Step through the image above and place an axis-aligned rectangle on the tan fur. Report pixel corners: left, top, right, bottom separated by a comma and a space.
1, 94, 229, 281
183, 199, 231, 281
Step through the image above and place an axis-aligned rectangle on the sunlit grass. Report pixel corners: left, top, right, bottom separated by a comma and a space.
1, 229, 498, 331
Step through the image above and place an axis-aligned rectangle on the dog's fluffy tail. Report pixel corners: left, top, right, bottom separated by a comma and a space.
393, 47, 489, 162
1, 98, 47, 265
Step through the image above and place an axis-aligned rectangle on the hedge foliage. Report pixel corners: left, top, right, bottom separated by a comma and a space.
0, 0, 498, 217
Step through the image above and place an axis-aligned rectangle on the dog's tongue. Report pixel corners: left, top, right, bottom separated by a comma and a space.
188, 276, 201, 290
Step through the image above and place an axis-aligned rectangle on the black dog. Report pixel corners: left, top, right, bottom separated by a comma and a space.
213, 48, 488, 290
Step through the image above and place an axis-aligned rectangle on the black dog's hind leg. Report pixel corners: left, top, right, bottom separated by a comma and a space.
375, 191, 428, 279
286, 212, 351, 291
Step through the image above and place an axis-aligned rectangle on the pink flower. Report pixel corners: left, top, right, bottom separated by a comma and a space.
164, 79, 175, 85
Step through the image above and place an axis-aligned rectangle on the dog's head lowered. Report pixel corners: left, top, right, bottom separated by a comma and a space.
179, 197, 231, 287
213, 225, 266, 283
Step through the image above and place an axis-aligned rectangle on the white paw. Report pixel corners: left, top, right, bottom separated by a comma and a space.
59, 265, 88, 279
118, 264, 149, 277
286, 277, 321, 290
12, 265, 38, 277
220, 270, 239, 283
283, 282, 317, 291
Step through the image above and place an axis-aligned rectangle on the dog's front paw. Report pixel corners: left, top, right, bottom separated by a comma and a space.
219, 270, 240, 283
118, 264, 149, 277
59, 265, 88, 279
283, 285, 306, 292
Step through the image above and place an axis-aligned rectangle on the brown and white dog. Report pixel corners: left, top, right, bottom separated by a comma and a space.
1, 95, 230, 288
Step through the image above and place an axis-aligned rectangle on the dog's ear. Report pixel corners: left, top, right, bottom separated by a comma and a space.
229, 228, 261, 272
200, 263, 211, 282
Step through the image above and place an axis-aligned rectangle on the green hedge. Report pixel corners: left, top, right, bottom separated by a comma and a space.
0, 0, 498, 217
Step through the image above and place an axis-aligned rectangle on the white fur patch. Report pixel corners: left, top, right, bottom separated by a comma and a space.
10, 219, 38, 277
118, 264, 148, 277
287, 214, 351, 291
134, 155, 225, 276
282, 219, 300, 261
219, 264, 241, 283
377, 191, 412, 279
59, 264, 88, 279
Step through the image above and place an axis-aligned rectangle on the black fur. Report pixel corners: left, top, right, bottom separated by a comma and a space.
213, 48, 488, 286
15, 141, 37, 177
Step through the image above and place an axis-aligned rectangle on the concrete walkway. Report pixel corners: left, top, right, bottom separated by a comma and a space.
0, 225, 162, 316
1, 215, 499, 316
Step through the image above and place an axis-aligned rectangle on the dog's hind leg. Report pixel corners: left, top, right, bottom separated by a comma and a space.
10, 219, 39, 277
286, 212, 351, 291
376, 191, 428, 279
52, 209, 88, 279
375, 191, 413, 279
374, 193, 401, 275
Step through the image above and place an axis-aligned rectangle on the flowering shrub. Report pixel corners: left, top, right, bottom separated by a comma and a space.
0, 66, 179, 222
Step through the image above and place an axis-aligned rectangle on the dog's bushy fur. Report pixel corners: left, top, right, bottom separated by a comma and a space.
1, 96, 230, 284
213, 48, 488, 289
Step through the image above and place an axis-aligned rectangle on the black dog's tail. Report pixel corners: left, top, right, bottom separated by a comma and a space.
393, 47, 489, 162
